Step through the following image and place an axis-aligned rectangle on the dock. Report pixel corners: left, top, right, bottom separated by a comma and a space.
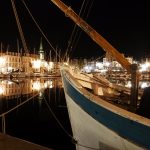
0, 133, 53, 150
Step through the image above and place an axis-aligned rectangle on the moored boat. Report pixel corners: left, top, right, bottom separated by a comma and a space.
50, 0, 150, 149
61, 66, 150, 150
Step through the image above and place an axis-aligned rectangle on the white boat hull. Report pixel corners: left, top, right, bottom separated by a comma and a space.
61, 67, 150, 150
65, 94, 144, 150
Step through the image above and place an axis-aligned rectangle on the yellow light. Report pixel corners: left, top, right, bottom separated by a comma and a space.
125, 81, 132, 88
0, 86, 5, 95
49, 62, 54, 69
49, 80, 53, 88
0, 57, 6, 66
32, 81, 41, 91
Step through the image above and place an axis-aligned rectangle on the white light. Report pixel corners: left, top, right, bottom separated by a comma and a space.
84, 66, 90, 72
100, 69, 107, 73
64, 62, 68, 66
125, 81, 132, 88
141, 82, 149, 89
139, 62, 150, 72
105, 62, 110, 67
49, 62, 54, 69
96, 62, 103, 69
32, 60, 41, 69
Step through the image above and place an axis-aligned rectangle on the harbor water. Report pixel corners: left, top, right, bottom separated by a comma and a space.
0, 77, 75, 150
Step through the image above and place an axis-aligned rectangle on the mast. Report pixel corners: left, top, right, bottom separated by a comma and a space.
11, 0, 29, 54
50, 0, 131, 73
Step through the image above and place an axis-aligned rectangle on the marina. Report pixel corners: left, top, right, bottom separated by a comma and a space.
0, 0, 150, 150
0, 77, 75, 150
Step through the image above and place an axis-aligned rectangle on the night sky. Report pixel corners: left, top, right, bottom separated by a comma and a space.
0, 0, 150, 60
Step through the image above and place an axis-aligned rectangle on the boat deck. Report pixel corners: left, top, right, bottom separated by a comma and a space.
0, 133, 53, 150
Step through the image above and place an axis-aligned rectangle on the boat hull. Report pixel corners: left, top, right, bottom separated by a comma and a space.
61, 68, 150, 150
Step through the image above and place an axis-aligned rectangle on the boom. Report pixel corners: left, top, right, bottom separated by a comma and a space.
50, 0, 132, 73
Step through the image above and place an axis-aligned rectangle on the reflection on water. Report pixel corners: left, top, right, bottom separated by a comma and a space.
0, 77, 75, 150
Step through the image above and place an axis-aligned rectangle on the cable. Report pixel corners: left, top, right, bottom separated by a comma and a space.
42, 91, 101, 150
0, 93, 39, 117
63, 0, 87, 61
21, 0, 60, 60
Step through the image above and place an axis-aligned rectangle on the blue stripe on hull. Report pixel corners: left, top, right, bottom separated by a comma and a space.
62, 71, 150, 149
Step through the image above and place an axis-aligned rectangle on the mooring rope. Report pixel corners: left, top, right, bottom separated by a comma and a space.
42, 92, 101, 150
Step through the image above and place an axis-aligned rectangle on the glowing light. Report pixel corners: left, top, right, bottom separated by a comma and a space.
139, 62, 150, 72
141, 82, 149, 89
125, 81, 132, 88
7, 67, 13, 72
64, 62, 68, 66
100, 69, 107, 73
44, 62, 48, 68
49, 80, 53, 88
0, 57, 6, 67
49, 62, 54, 69
96, 62, 103, 69
32, 60, 41, 69
104, 62, 110, 67
0, 86, 5, 95
83, 65, 93, 73
32, 81, 41, 91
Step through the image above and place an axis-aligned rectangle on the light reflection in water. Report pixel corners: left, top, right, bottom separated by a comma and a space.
0, 77, 62, 97
0, 77, 75, 150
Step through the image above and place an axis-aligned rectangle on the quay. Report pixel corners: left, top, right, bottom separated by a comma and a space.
0, 133, 53, 150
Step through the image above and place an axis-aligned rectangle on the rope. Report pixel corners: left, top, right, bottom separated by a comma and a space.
42, 91, 101, 150
0, 93, 39, 117
21, 0, 60, 60
11, 0, 29, 54
64, 0, 95, 61
70, 0, 94, 55
42, 94, 73, 139
2, 115, 6, 134
63, 0, 87, 61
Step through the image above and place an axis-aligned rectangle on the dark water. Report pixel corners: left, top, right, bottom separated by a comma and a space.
0, 78, 75, 150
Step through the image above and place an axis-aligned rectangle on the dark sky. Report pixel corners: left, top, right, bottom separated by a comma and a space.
0, 0, 150, 60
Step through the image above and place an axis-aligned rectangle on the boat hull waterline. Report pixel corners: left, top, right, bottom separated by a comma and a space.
61, 67, 150, 150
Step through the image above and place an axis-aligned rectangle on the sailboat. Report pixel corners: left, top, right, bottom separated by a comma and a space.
50, 0, 150, 150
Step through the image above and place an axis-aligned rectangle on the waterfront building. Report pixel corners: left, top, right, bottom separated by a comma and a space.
0, 52, 39, 74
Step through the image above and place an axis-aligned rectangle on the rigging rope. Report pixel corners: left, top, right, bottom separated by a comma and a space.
21, 0, 60, 60
64, 0, 94, 61
69, 0, 95, 59
63, 0, 87, 61
42, 90, 102, 150
11, 0, 29, 54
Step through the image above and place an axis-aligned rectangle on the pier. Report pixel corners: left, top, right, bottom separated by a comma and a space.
0, 133, 53, 150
